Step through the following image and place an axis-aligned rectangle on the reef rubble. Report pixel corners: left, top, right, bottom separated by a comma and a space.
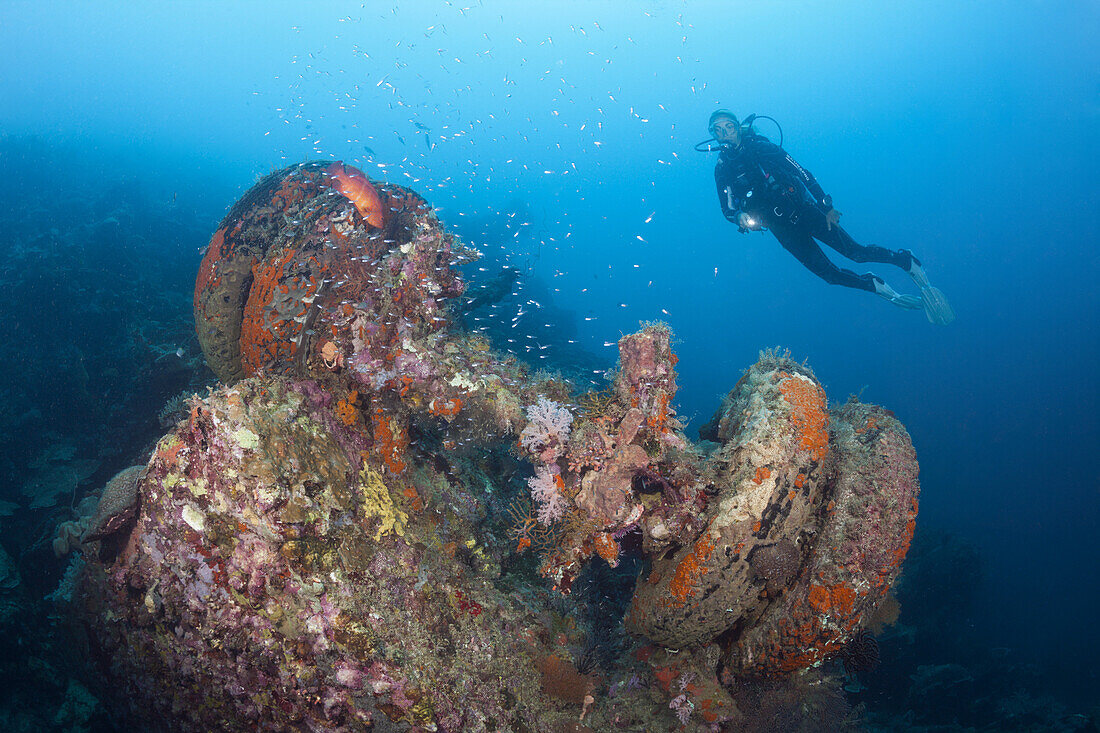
59, 162, 921, 732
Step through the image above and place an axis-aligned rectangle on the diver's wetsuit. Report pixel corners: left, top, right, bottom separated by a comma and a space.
714, 135, 910, 291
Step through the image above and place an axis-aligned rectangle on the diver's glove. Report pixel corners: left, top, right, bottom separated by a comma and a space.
871, 276, 923, 310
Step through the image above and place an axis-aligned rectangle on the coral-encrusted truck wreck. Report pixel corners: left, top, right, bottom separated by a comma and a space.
64, 162, 919, 731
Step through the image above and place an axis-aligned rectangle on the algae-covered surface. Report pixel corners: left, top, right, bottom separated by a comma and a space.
55, 167, 924, 732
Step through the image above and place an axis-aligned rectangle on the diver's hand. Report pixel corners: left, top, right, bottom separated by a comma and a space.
825, 207, 841, 230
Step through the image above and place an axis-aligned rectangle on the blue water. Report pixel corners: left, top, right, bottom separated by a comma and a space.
2, 0, 1097, 726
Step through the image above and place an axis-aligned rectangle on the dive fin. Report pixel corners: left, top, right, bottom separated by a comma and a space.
897, 293, 924, 310
871, 276, 923, 311
919, 285, 956, 325
905, 255, 956, 325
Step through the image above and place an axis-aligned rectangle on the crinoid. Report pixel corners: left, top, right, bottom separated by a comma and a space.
837, 628, 881, 675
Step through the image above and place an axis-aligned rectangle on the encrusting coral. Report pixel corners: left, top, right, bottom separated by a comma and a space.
59, 163, 922, 732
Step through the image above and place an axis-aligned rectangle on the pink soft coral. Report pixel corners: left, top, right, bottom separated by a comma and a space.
519, 397, 573, 462
528, 465, 570, 525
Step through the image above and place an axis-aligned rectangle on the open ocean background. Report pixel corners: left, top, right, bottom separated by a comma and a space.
1, 1, 1097, 728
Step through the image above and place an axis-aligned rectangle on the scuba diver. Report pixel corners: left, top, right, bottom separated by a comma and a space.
704, 110, 954, 324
